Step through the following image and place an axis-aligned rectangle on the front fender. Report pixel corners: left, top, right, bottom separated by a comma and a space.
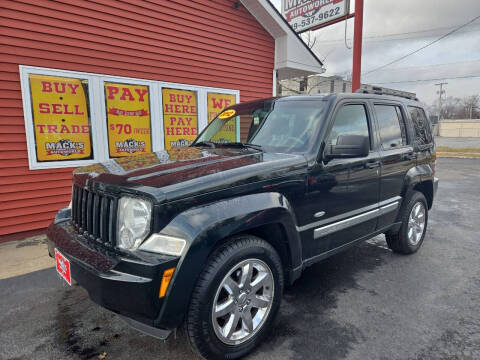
153, 192, 301, 329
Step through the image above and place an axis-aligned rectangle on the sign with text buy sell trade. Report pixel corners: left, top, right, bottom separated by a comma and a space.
282, 0, 349, 33
29, 74, 92, 162
162, 88, 198, 150
105, 82, 152, 158
208, 93, 237, 143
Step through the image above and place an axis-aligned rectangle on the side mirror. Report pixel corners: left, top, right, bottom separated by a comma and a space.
324, 135, 370, 161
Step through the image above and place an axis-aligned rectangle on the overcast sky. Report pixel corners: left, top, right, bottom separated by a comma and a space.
269, 0, 480, 105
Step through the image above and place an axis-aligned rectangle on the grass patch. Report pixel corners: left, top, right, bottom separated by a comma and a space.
436, 146, 480, 158
436, 146, 480, 153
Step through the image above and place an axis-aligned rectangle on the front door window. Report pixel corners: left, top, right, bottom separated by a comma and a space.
327, 104, 370, 147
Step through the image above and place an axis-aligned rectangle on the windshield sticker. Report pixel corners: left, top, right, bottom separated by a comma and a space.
218, 109, 236, 119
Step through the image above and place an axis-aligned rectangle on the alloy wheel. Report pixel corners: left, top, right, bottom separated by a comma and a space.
407, 202, 426, 246
211, 259, 274, 345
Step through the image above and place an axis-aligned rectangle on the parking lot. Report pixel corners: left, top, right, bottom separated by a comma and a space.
1, 157, 479, 360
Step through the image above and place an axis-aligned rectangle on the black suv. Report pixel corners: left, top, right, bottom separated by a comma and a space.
48, 92, 438, 360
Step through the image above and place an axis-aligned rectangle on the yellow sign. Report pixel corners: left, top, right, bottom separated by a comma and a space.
105, 82, 152, 157
219, 109, 236, 119
208, 93, 236, 122
208, 93, 237, 143
162, 88, 198, 150
29, 74, 92, 161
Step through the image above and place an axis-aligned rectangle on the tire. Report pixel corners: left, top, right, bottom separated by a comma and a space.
185, 235, 284, 360
386, 191, 428, 254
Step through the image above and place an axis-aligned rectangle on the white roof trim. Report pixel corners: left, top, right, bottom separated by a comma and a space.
241, 0, 325, 80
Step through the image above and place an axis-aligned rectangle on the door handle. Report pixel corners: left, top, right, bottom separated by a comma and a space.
402, 152, 417, 161
365, 161, 381, 169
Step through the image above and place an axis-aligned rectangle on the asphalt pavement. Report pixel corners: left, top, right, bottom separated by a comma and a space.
1, 157, 479, 360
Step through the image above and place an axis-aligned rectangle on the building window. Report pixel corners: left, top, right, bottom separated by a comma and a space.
28, 74, 94, 163
342, 82, 347, 93
299, 80, 306, 92
20, 66, 239, 170
104, 82, 152, 158
162, 88, 198, 150
330, 80, 335, 93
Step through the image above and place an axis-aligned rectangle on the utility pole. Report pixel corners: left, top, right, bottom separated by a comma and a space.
352, 0, 364, 92
435, 82, 447, 135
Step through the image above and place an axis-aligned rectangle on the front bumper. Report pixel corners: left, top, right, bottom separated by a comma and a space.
47, 220, 179, 337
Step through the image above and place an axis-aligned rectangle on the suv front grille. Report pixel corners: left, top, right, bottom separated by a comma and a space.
72, 185, 117, 246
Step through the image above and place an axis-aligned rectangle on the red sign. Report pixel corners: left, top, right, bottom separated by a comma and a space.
55, 248, 72, 285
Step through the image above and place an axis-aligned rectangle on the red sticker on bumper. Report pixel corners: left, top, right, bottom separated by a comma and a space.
55, 248, 71, 285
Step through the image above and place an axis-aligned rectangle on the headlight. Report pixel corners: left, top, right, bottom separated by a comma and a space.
117, 197, 152, 250
139, 234, 186, 256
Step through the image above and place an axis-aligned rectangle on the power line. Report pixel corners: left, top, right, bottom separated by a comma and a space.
317, 23, 480, 44
371, 74, 480, 85
362, 59, 480, 72
362, 15, 480, 76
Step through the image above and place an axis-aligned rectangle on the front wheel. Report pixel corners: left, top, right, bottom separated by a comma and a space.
185, 235, 283, 360
386, 191, 428, 254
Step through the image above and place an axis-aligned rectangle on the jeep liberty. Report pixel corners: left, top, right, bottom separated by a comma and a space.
47, 91, 438, 359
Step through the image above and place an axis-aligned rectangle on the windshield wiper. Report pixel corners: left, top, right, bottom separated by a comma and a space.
219, 142, 263, 151
192, 141, 216, 148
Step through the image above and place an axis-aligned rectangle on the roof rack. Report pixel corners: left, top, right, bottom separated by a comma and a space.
355, 88, 419, 101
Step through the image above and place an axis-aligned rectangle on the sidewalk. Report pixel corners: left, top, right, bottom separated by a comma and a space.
0, 234, 54, 280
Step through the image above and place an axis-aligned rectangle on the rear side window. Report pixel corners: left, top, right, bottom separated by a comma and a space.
328, 104, 370, 146
374, 105, 407, 149
408, 106, 433, 146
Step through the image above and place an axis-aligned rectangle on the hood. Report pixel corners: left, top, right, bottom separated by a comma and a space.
73, 147, 307, 202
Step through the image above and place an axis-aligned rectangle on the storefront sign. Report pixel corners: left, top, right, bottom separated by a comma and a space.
282, 0, 349, 33
162, 88, 198, 150
105, 82, 152, 157
208, 93, 237, 143
208, 93, 236, 122
29, 74, 92, 161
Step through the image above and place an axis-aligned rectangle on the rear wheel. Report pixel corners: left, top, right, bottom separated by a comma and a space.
185, 235, 283, 360
386, 191, 428, 254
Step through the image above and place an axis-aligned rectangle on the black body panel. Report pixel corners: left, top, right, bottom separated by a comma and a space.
46, 92, 438, 334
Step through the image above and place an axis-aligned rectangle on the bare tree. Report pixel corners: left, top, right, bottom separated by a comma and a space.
429, 95, 480, 119
462, 95, 480, 119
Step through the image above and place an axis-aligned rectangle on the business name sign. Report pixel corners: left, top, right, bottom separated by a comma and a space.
104, 82, 152, 158
282, 0, 349, 33
29, 74, 93, 162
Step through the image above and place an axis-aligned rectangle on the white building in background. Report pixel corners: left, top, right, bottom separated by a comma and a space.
279, 75, 416, 99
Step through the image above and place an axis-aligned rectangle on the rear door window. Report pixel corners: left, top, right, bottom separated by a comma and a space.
408, 106, 433, 146
374, 105, 407, 149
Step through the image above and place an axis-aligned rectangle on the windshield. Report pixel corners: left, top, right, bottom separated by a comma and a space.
193, 99, 327, 153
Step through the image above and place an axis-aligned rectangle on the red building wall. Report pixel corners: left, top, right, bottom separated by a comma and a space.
0, 0, 275, 239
